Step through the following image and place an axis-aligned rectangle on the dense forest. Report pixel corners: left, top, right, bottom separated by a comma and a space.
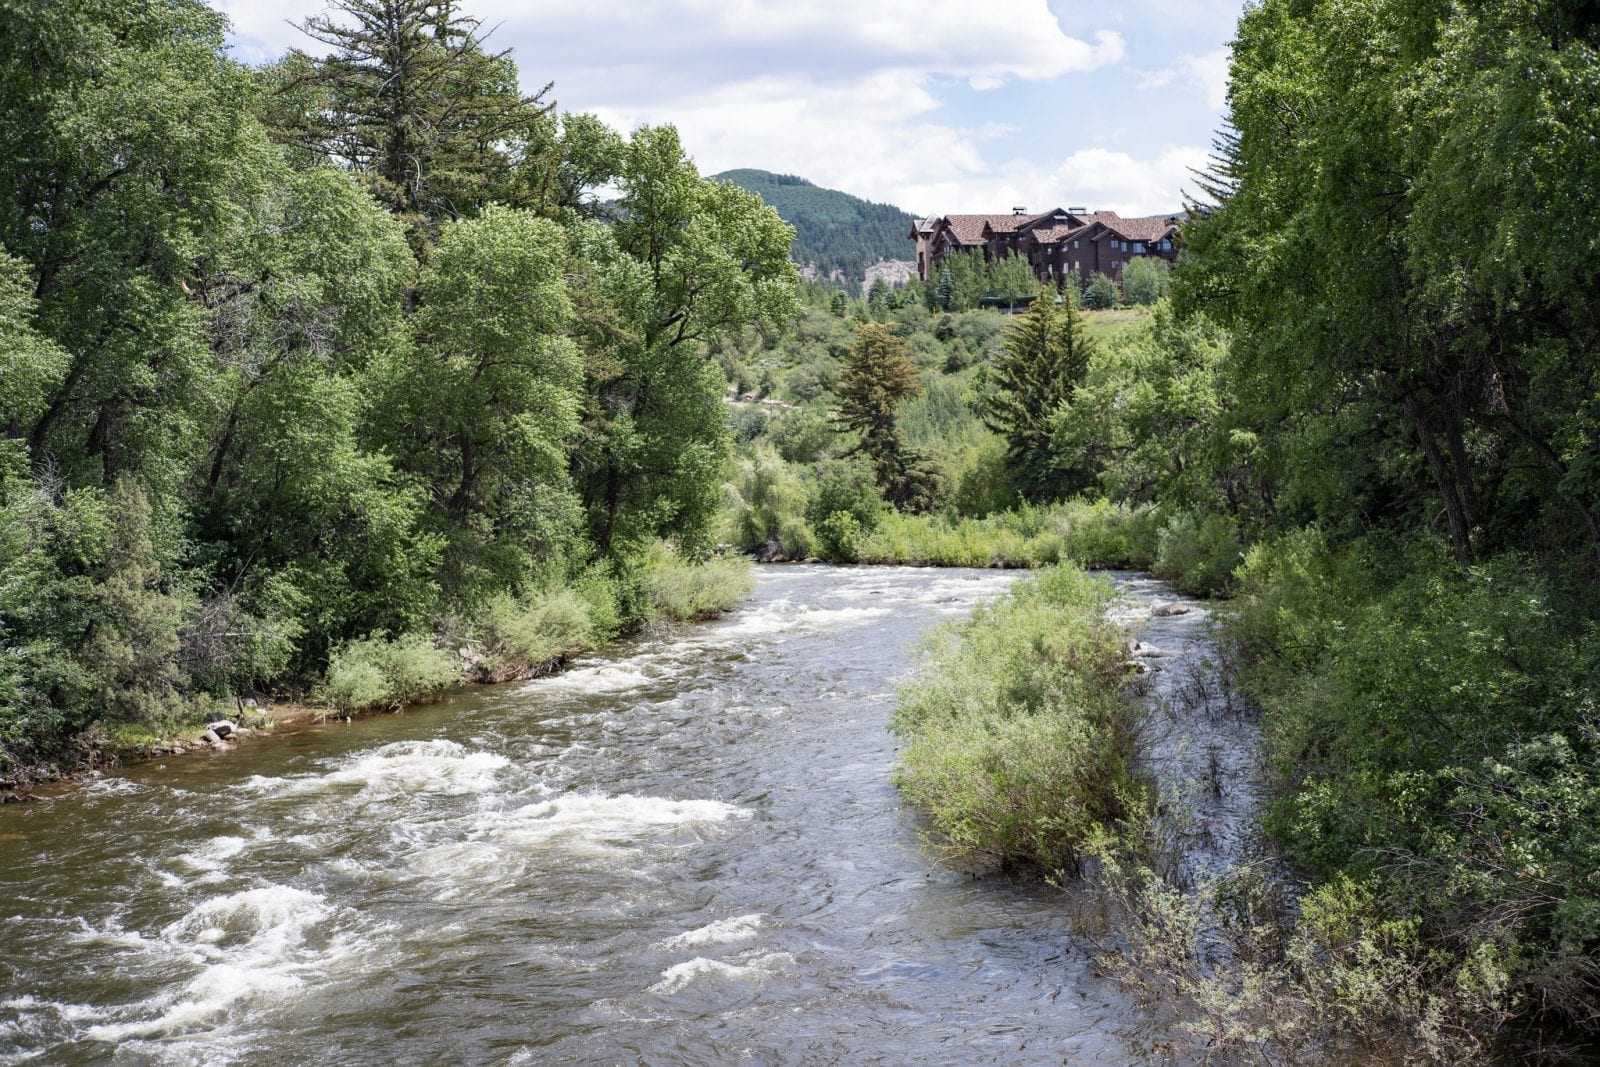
0, 0, 792, 768
713, 169, 917, 286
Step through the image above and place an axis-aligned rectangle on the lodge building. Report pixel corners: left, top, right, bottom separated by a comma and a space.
908, 206, 1181, 287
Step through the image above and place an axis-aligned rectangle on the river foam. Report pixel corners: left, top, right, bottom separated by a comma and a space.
77, 884, 336, 1044
658, 913, 764, 949
244, 739, 509, 799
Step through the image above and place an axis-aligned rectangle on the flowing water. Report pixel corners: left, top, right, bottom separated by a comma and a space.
0, 565, 1255, 1065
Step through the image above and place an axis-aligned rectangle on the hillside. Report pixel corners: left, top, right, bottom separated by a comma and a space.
714, 169, 915, 286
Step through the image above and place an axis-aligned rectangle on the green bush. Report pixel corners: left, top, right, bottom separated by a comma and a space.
478, 588, 597, 678
317, 632, 457, 714
816, 511, 866, 561
1218, 539, 1600, 1032
645, 547, 756, 621
1050, 499, 1163, 569
892, 566, 1144, 875
1153, 511, 1242, 595
725, 446, 814, 557
1083, 271, 1119, 309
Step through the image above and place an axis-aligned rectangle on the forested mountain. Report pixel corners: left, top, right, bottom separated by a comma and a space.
714, 169, 915, 284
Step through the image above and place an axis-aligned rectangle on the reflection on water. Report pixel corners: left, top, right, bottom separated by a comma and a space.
0, 565, 1241, 1065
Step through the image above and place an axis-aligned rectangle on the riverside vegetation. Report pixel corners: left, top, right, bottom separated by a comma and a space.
0, 0, 783, 772
862, 0, 1600, 1059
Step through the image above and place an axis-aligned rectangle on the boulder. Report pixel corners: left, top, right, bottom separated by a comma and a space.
1152, 603, 1192, 617
211, 721, 235, 739
199, 729, 221, 745
202, 709, 228, 725
756, 540, 787, 563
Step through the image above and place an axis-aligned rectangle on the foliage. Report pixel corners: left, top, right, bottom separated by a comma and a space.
263, 0, 553, 242
1094, 852, 1514, 1063
317, 632, 457, 714
477, 588, 598, 679
644, 546, 756, 622
724, 447, 815, 559
1152, 511, 1243, 596
978, 288, 1096, 500
1083, 272, 1119, 309
1120, 257, 1169, 306
892, 566, 1144, 876
0, 0, 791, 766
834, 322, 936, 511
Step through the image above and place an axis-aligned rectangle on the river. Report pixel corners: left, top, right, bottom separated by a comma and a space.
0, 565, 1251, 1065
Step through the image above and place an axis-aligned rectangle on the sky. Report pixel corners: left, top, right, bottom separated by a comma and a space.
217, 0, 1246, 218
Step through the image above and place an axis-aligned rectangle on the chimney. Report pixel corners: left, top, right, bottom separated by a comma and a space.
1012, 206, 1027, 215
1067, 206, 1087, 214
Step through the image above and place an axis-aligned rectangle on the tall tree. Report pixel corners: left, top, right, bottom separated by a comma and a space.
0, 0, 266, 493
265, 0, 554, 241
978, 288, 1095, 500
1179, 0, 1600, 563
835, 323, 935, 510
572, 125, 798, 555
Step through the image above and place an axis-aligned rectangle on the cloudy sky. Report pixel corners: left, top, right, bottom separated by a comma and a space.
217, 0, 1244, 216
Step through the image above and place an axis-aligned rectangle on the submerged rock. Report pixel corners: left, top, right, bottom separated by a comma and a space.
1152, 602, 1192, 617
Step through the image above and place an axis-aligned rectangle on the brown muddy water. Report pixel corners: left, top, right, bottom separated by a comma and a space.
0, 565, 1253, 1065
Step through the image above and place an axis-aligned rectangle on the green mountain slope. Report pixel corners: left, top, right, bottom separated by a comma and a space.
714, 169, 915, 281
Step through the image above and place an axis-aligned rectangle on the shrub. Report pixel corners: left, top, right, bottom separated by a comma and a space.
816, 511, 866, 561
1120, 257, 1170, 306
645, 547, 756, 621
726, 446, 814, 557
1153, 511, 1242, 595
892, 566, 1145, 875
1050, 499, 1163, 569
477, 588, 597, 679
1084, 271, 1119, 309
1095, 853, 1514, 1063
318, 632, 457, 714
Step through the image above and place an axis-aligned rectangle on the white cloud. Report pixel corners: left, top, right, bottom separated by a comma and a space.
1139, 49, 1231, 112
214, 0, 1227, 217
896, 145, 1208, 217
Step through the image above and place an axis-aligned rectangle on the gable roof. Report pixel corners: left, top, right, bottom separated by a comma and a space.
941, 213, 1050, 244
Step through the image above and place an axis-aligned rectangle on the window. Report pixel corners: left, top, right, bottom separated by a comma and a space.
1160, 238, 1172, 250
1132, 242, 1145, 253
1112, 260, 1120, 271
1072, 239, 1079, 248
1073, 260, 1080, 271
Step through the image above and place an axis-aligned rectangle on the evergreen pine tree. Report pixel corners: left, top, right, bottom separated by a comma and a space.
834, 323, 936, 511
977, 287, 1096, 499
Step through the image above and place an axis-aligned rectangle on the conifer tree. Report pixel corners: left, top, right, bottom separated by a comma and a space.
268, 0, 554, 242
978, 287, 1095, 499
834, 323, 936, 510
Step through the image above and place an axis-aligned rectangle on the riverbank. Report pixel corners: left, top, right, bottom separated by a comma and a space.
0, 553, 757, 796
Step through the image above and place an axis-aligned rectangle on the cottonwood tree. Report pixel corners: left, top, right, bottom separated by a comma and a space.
367, 205, 582, 602
1178, 0, 1600, 561
572, 125, 799, 556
